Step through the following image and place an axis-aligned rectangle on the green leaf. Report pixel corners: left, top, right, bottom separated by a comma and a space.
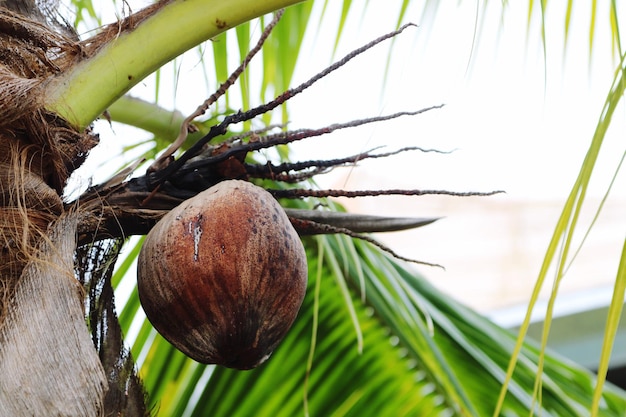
592, 239, 626, 415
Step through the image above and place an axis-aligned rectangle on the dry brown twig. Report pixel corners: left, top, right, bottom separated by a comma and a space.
147, 9, 286, 173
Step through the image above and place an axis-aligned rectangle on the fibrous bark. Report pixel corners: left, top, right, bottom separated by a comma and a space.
0, 214, 107, 416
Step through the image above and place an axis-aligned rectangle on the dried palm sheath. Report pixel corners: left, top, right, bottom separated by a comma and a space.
0, 214, 107, 416
76, 238, 150, 416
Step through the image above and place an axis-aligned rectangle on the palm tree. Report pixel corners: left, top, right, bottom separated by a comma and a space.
0, 0, 623, 416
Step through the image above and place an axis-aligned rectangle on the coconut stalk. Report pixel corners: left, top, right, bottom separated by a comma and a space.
44, 0, 304, 130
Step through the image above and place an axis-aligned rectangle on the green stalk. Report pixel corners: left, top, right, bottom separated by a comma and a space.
106, 95, 186, 139
592, 239, 626, 415
45, 0, 304, 130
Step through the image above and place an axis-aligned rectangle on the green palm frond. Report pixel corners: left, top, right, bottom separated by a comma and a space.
110, 229, 626, 416
355, 238, 626, 416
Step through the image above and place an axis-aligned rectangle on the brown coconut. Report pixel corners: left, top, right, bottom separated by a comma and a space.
137, 180, 307, 369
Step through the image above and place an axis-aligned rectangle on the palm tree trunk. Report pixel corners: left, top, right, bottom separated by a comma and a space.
0, 214, 107, 416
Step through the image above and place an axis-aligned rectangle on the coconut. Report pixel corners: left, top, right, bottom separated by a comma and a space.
137, 180, 307, 369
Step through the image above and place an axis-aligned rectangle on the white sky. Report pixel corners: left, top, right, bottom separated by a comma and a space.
75, 1, 626, 317
286, 1, 624, 199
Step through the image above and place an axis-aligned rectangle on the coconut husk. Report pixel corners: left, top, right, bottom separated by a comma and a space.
0, 5, 94, 321
0, 7, 97, 191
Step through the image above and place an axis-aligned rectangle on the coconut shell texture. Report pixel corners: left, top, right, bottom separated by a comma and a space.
137, 180, 307, 369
